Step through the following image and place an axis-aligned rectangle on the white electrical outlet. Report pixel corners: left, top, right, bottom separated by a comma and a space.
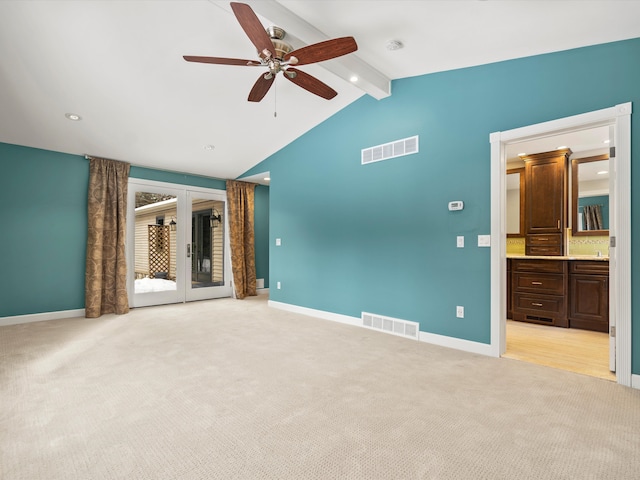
277, 281, 281, 290
457, 236, 464, 248
456, 306, 464, 318
275, 238, 281, 246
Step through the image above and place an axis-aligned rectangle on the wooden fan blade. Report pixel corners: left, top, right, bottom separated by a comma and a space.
248, 73, 275, 102
183, 55, 262, 66
283, 68, 337, 100
230, 2, 274, 60
284, 37, 357, 66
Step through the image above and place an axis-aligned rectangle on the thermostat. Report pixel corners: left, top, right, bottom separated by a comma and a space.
448, 201, 464, 211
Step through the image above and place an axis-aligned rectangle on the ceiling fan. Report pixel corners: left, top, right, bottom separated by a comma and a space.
183, 2, 358, 102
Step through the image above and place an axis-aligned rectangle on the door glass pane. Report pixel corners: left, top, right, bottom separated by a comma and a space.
191, 198, 225, 289
134, 191, 177, 293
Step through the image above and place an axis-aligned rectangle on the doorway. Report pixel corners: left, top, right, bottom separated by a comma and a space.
503, 127, 613, 380
490, 103, 632, 387
126, 179, 232, 308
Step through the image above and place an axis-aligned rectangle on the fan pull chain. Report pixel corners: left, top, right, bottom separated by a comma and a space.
273, 76, 277, 118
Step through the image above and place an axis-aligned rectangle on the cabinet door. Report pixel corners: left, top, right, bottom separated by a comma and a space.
525, 153, 567, 234
569, 274, 609, 332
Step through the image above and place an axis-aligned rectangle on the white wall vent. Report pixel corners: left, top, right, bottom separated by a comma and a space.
361, 312, 419, 340
361, 135, 419, 165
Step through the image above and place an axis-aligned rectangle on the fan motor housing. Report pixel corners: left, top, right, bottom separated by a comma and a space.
266, 26, 293, 60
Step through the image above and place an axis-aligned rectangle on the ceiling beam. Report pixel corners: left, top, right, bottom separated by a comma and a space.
209, 0, 391, 99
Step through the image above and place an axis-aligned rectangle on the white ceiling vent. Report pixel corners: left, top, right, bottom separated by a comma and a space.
361, 312, 419, 340
361, 135, 419, 165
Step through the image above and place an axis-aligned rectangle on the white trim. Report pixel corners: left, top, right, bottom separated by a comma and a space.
268, 301, 493, 356
419, 331, 494, 356
268, 300, 360, 327
257, 288, 270, 295
0, 309, 85, 327
490, 102, 632, 387
632, 374, 640, 390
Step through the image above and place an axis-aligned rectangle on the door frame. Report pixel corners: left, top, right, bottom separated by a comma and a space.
489, 102, 632, 387
127, 178, 232, 307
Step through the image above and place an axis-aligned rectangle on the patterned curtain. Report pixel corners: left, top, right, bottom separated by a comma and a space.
85, 157, 130, 318
583, 204, 604, 230
226, 180, 257, 299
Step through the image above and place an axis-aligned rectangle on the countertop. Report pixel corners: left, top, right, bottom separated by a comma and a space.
507, 254, 609, 261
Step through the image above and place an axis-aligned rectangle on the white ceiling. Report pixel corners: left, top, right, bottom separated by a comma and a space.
1, 1, 640, 181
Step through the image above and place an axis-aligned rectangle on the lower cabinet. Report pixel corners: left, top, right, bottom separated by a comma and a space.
511, 259, 568, 327
509, 258, 609, 332
568, 261, 609, 332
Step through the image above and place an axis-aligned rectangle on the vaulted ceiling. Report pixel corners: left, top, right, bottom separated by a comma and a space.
1, 1, 639, 180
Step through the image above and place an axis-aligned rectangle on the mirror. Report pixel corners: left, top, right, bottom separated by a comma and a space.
506, 167, 525, 237
571, 154, 609, 236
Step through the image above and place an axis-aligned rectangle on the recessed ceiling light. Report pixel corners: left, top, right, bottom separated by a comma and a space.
557, 145, 568, 149
65, 113, 81, 121
597, 170, 608, 175
518, 152, 527, 157
203, 145, 215, 151
385, 40, 404, 51
603, 139, 611, 144
349, 75, 358, 83
263, 176, 270, 181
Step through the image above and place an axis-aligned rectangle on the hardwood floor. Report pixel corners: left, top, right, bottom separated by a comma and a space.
503, 319, 616, 381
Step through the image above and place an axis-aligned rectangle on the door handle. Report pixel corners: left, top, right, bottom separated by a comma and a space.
187, 244, 191, 257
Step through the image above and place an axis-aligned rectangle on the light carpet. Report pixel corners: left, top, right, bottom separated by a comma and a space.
1, 295, 639, 479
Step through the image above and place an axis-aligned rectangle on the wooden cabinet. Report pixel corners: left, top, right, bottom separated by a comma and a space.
509, 258, 610, 332
511, 259, 568, 327
507, 259, 512, 319
523, 149, 571, 255
568, 261, 609, 332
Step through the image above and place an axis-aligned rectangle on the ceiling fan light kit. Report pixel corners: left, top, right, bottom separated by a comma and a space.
183, 2, 358, 102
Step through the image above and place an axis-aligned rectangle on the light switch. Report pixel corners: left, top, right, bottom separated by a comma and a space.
275, 238, 281, 246
477, 235, 491, 247
457, 236, 464, 248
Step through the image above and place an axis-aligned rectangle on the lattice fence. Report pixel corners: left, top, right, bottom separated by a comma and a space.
148, 225, 170, 278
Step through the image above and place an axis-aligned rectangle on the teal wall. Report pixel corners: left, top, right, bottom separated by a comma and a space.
1, 144, 88, 316
0, 143, 269, 317
254, 185, 270, 288
241, 38, 640, 372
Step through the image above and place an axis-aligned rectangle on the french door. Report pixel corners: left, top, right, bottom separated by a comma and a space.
127, 179, 232, 308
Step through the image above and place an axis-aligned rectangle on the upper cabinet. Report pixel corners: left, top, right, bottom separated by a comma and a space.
522, 148, 571, 255
571, 154, 610, 236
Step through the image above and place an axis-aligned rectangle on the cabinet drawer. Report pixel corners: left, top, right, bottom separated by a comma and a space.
511, 259, 567, 274
569, 261, 609, 275
513, 293, 565, 317
526, 244, 563, 256
526, 233, 563, 256
513, 272, 566, 295
527, 233, 563, 246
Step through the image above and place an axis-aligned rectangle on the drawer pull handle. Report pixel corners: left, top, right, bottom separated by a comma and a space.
538, 238, 549, 241
531, 281, 542, 285
531, 302, 543, 307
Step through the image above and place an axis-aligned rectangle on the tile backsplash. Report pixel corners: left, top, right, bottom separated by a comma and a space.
506, 233, 609, 256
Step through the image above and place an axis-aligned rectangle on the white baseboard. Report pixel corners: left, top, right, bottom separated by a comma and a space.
268, 300, 493, 357
257, 288, 269, 295
268, 300, 360, 327
632, 374, 640, 390
0, 309, 85, 327
419, 331, 494, 356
